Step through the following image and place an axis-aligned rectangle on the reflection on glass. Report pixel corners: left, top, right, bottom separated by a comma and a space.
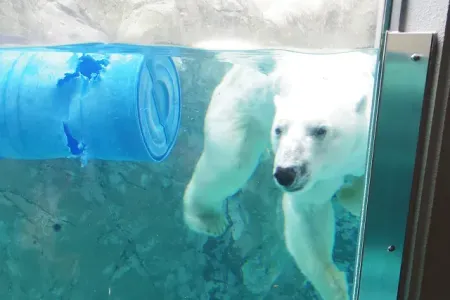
0, 0, 385, 299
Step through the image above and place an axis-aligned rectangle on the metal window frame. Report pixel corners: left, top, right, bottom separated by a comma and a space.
355, 30, 437, 300
396, 2, 450, 300
355, 0, 450, 299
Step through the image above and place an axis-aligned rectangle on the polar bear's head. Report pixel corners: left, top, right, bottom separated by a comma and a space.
270, 55, 374, 193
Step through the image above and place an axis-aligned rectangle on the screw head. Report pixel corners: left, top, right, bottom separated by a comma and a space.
387, 245, 396, 252
411, 54, 421, 61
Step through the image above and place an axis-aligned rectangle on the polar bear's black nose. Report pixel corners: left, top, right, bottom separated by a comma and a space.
274, 167, 296, 187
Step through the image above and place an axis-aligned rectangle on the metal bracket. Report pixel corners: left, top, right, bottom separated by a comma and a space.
353, 31, 437, 300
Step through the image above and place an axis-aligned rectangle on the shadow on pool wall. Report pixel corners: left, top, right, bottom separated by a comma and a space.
0, 55, 359, 299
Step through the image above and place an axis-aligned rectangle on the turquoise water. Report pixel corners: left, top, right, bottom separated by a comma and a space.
0, 44, 375, 299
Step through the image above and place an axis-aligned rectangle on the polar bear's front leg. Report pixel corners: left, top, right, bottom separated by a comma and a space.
283, 197, 349, 300
183, 63, 274, 237
183, 118, 268, 237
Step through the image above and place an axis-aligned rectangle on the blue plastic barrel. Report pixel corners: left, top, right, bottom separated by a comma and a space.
0, 50, 181, 163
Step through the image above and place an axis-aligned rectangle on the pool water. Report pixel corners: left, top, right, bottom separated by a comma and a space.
0, 44, 377, 299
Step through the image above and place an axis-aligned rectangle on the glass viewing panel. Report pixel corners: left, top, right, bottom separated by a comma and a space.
0, 0, 390, 299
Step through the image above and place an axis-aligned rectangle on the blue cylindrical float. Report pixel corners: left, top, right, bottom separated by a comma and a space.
0, 50, 181, 163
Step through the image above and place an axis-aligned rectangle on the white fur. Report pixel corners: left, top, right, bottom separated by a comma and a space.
183, 64, 275, 234
183, 49, 376, 300
271, 52, 375, 300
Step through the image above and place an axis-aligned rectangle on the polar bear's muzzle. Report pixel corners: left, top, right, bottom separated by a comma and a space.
273, 163, 310, 192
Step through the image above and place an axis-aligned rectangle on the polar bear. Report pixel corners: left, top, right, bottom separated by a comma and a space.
183, 51, 376, 300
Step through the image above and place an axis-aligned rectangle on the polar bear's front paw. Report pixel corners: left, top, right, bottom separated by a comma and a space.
184, 207, 230, 237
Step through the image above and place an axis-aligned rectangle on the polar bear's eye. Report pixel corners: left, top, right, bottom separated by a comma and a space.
274, 127, 283, 136
310, 126, 328, 139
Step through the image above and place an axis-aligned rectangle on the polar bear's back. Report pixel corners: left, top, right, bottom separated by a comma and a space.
206, 64, 275, 131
